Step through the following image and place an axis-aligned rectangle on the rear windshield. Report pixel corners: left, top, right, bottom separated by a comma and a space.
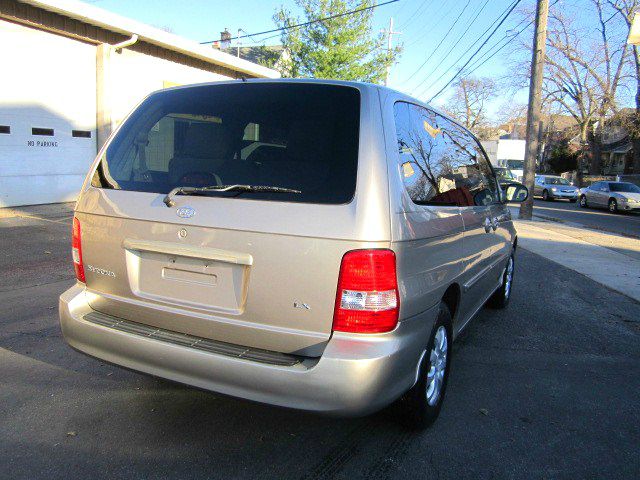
545, 177, 570, 185
494, 168, 514, 180
92, 83, 361, 204
506, 159, 523, 169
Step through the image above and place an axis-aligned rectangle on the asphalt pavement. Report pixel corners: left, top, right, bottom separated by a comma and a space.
527, 197, 640, 238
1, 209, 639, 480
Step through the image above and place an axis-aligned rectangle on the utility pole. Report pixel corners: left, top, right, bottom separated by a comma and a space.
383, 17, 401, 86
519, 0, 549, 220
237, 28, 243, 58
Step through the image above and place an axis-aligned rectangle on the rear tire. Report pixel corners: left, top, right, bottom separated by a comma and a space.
608, 198, 618, 213
543, 190, 552, 201
398, 302, 452, 430
487, 253, 514, 309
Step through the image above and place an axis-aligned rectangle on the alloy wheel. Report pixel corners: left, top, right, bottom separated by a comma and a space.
426, 326, 448, 407
504, 257, 514, 299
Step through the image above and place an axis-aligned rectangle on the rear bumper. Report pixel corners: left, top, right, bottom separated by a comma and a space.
59, 284, 435, 416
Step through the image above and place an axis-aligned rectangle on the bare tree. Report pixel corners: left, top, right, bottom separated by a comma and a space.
511, 1, 632, 174
496, 101, 528, 127
444, 76, 497, 138
607, 0, 640, 174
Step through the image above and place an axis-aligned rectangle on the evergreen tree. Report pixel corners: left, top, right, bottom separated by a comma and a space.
274, 0, 401, 83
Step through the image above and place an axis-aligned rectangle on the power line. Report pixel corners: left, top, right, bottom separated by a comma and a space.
463, 17, 531, 74
423, 0, 523, 102
392, 0, 413, 19
412, 0, 520, 98
405, 2, 451, 48
415, 0, 520, 98
463, 0, 559, 77
407, 0, 489, 87
398, 0, 434, 30
403, 0, 472, 83
199, 0, 400, 45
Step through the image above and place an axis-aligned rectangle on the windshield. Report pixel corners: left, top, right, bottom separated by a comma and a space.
609, 182, 640, 193
506, 159, 524, 170
546, 177, 570, 185
92, 83, 361, 204
494, 168, 515, 180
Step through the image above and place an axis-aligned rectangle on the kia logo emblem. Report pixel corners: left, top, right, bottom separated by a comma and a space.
176, 206, 196, 218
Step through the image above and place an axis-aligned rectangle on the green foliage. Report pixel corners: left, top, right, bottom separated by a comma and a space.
548, 138, 579, 174
273, 0, 402, 83
248, 46, 282, 69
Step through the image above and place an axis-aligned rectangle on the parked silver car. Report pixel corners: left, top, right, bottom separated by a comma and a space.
534, 175, 578, 201
579, 181, 640, 213
59, 79, 528, 428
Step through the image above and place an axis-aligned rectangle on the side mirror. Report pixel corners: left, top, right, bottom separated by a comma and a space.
504, 183, 529, 203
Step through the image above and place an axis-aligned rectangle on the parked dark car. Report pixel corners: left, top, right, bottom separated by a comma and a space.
494, 167, 523, 190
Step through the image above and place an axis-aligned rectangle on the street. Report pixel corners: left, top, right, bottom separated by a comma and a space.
1, 208, 639, 479
528, 198, 640, 238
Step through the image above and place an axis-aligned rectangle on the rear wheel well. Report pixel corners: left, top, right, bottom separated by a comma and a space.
441, 285, 460, 323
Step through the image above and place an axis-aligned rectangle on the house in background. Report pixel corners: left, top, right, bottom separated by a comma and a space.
0, 0, 278, 208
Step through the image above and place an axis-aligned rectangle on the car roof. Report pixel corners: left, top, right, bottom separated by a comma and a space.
157, 77, 388, 96
153, 77, 455, 121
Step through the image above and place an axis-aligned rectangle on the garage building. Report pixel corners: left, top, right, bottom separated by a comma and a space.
0, 0, 278, 207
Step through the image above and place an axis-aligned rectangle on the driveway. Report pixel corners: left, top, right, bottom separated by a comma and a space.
1, 209, 639, 479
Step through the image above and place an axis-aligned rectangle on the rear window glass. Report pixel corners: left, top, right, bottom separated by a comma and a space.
92, 83, 360, 204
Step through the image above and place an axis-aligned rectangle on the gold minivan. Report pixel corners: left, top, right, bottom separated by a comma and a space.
59, 79, 528, 428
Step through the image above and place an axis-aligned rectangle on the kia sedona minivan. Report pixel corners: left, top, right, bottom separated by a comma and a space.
59, 79, 528, 428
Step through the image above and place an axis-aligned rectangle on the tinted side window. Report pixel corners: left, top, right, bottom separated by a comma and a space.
472, 138, 499, 202
439, 117, 498, 207
393, 102, 498, 207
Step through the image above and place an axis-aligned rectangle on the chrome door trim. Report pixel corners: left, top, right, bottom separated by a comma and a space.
462, 253, 508, 292
122, 239, 254, 265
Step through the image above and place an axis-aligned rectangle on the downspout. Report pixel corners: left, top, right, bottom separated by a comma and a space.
112, 34, 139, 53
96, 34, 139, 152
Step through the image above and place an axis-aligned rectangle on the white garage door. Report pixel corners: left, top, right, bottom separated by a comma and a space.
0, 20, 96, 207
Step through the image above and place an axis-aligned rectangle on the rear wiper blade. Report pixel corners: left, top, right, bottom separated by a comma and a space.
163, 184, 302, 207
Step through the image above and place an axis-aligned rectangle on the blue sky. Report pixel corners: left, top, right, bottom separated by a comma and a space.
89, 0, 530, 108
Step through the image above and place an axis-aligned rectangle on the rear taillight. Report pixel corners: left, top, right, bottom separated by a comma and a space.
72, 217, 85, 283
332, 249, 399, 334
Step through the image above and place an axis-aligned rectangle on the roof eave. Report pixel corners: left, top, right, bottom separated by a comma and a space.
18, 0, 280, 78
